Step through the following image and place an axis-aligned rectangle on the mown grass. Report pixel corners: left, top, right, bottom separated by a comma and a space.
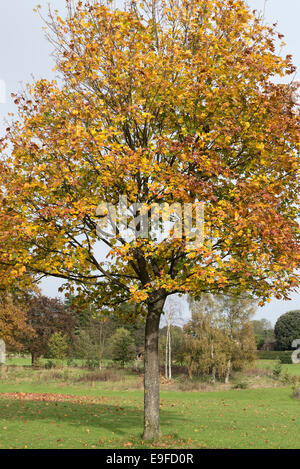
0, 386, 300, 449
256, 359, 300, 376
0, 358, 300, 448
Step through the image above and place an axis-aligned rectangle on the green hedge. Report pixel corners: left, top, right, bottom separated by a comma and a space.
257, 350, 293, 363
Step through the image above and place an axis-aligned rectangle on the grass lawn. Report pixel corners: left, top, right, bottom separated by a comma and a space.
1, 378, 300, 448
256, 359, 300, 376
1, 358, 300, 449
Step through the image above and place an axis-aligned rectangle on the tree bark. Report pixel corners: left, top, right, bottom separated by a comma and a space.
165, 326, 168, 379
143, 297, 165, 440
211, 343, 215, 384
211, 367, 216, 384
168, 325, 171, 380
225, 359, 231, 384
165, 321, 171, 380
31, 352, 37, 366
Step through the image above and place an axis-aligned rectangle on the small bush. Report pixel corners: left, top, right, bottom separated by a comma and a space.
110, 328, 136, 367
32, 358, 43, 369
291, 375, 299, 393
84, 359, 100, 369
292, 378, 300, 396
272, 361, 282, 379
47, 332, 69, 361
67, 358, 78, 367
280, 372, 299, 387
232, 381, 248, 389
45, 360, 56, 369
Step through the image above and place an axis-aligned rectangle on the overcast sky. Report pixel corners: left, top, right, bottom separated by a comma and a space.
0, 0, 299, 324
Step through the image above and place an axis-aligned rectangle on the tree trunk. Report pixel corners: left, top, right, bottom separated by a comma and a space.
211, 343, 215, 384
187, 361, 193, 380
211, 367, 216, 384
225, 359, 231, 384
143, 298, 165, 441
31, 352, 37, 366
165, 326, 168, 379
165, 321, 171, 380
168, 325, 171, 380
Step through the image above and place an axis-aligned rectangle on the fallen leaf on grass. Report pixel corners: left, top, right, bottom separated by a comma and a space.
124, 442, 133, 447
0, 392, 107, 405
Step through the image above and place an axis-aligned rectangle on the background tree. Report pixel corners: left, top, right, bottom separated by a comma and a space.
159, 325, 185, 369
227, 321, 256, 375
111, 303, 146, 351
110, 327, 136, 367
251, 318, 274, 349
182, 311, 226, 380
187, 294, 256, 382
73, 316, 113, 367
0, 293, 35, 351
64, 294, 94, 331
214, 294, 257, 383
70, 300, 145, 365
47, 332, 69, 362
0, 0, 299, 439
160, 296, 182, 379
188, 295, 226, 382
274, 310, 300, 351
24, 295, 78, 365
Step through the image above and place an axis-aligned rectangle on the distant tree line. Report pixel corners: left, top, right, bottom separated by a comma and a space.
251, 311, 300, 352
2, 290, 299, 379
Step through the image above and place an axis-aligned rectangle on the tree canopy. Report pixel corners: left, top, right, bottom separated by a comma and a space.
274, 310, 300, 351
24, 295, 78, 364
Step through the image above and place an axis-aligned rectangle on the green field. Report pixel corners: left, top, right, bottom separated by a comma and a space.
1, 359, 300, 449
256, 360, 300, 376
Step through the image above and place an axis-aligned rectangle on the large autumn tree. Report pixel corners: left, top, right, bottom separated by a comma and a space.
0, 0, 299, 439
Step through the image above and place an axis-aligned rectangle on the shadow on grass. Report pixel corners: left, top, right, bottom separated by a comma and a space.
0, 397, 185, 439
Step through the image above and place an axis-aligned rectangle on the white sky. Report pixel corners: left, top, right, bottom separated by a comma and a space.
0, 0, 299, 324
